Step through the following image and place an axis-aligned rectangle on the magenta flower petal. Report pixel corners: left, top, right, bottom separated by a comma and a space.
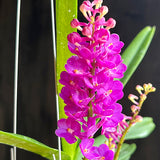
97, 53, 122, 68
93, 144, 114, 160
55, 129, 77, 144
105, 33, 124, 54
64, 105, 88, 121
59, 71, 87, 90
93, 28, 110, 44
67, 32, 82, 44
55, 118, 81, 144
71, 89, 92, 107
65, 56, 91, 76
78, 46, 94, 60
94, 80, 124, 105
59, 87, 73, 105
80, 138, 97, 159
106, 62, 127, 79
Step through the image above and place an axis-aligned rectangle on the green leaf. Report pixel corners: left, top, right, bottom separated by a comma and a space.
0, 130, 70, 160
56, 0, 78, 159
94, 135, 106, 146
125, 117, 155, 140
56, 0, 78, 120
118, 143, 136, 160
74, 146, 82, 160
120, 26, 156, 86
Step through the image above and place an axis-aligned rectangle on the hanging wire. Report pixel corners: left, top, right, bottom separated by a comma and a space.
12, 0, 21, 159
50, 0, 61, 160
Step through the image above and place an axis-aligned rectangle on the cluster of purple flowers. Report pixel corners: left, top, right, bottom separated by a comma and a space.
55, 0, 127, 159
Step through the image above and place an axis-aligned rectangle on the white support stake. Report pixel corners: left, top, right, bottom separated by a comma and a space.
50, 0, 61, 160
13, 0, 21, 159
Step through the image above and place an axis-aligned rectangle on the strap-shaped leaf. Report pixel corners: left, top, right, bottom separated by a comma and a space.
118, 143, 136, 160
0, 130, 70, 160
56, 0, 78, 159
125, 117, 155, 140
121, 26, 155, 86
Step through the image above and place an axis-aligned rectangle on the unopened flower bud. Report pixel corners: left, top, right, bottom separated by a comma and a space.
147, 83, 153, 89
80, 0, 92, 12
70, 19, 83, 31
128, 94, 139, 105
80, 1, 93, 21
150, 87, 156, 92
99, 6, 108, 18
143, 83, 148, 91
105, 18, 116, 29
131, 105, 140, 113
82, 26, 92, 37
67, 32, 82, 44
143, 83, 152, 92
136, 85, 144, 95
71, 19, 79, 28
143, 83, 156, 94
93, 0, 103, 5
135, 115, 143, 122
93, 0, 103, 9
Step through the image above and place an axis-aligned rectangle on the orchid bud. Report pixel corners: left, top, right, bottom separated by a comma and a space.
82, 0, 92, 11
105, 18, 116, 29
70, 19, 79, 28
128, 94, 139, 105
93, 0, 103, 9
131, 105, 140, 113
136, 85, 144, 95
80, 1, 92, 21
67, 32, 82, 44
150, 87, 156, 92
93, 0, 103, 5
143, 83, 152, 91
70, 19, 83, 31
135, 115, 143, 122
82, 26, 92, 37
99, 6, 108, 18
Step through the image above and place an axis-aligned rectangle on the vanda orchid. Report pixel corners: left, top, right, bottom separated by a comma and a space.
55, 0, 155, 160
0, 0, 156, 160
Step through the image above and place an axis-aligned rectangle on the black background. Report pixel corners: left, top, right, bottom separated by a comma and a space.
0, 0, 159, 159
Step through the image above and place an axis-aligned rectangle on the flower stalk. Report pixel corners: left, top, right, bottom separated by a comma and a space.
114, 83, 156, 160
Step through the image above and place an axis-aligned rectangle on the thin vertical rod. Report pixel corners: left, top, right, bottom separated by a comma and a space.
13, 0, 21, 159
10, 148, 14, 160
53, 154, 56, 160
50, 0, 61, 160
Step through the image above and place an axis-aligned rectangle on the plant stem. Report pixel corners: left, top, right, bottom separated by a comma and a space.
114, 94, 146, 160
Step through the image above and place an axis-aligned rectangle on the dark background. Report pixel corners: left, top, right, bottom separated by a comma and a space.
0, 0, 159, 159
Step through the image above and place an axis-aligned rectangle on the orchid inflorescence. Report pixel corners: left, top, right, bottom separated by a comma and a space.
55, 0, 155, 160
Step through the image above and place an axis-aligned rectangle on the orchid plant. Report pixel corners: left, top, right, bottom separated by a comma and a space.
0, 0, 156, 160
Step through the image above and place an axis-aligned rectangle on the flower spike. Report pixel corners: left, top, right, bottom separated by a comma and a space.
55, 1, 155, 160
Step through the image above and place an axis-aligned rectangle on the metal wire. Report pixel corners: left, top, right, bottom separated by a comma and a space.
12, 0, 21, 159
10, 148, 14, 160
53, 154, 56, 160
50, 0, 61, 160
